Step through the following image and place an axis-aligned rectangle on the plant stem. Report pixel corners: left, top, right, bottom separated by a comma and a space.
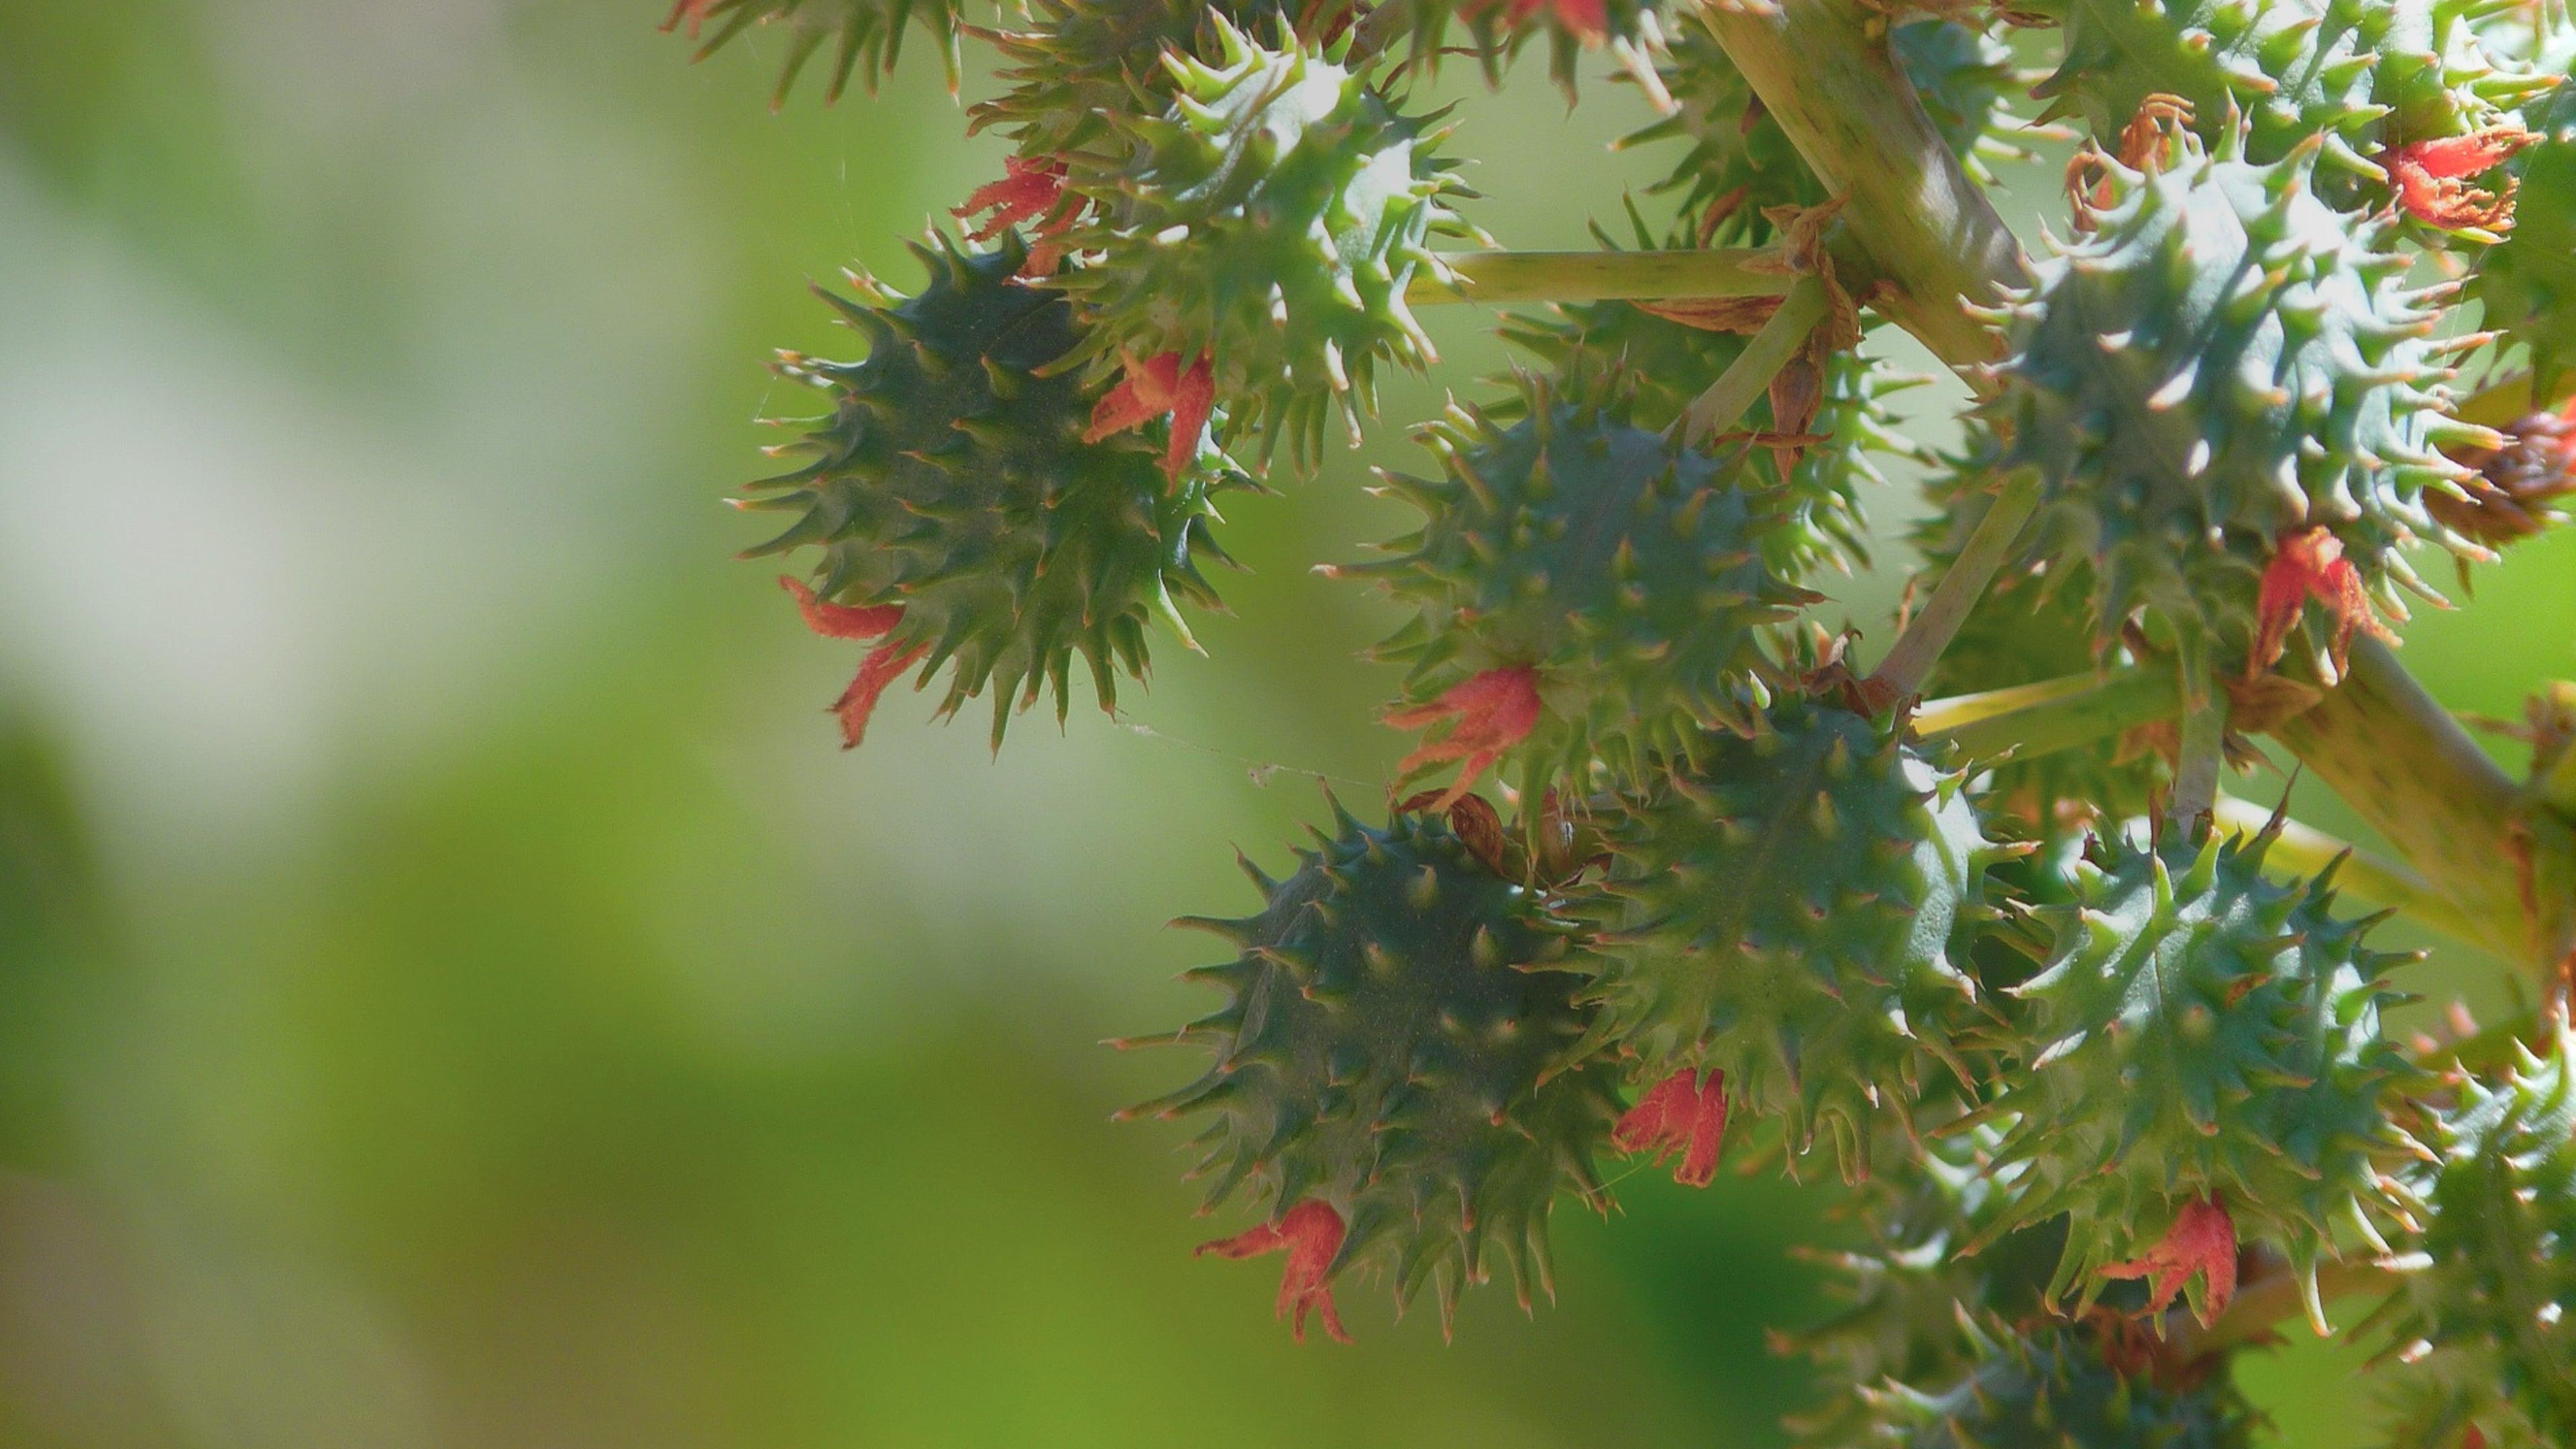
1868, 472, 2041, 701
1913, 665, 2180, 763
1409, 249, 1792, 306
2212, 795, 2514, 961
2268, 639, 2567, 982
2170, 688, 2228, 824
1686, 0, 2025, 371
1674, 274, 1828, 446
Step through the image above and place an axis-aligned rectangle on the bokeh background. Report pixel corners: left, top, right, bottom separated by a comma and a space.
0, 3, 2568, 1445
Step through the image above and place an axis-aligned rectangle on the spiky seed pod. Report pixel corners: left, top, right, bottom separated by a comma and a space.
1126, 804, 1623, 1332
2373, 1020, 2576, 1446
1979, 820, 2421, 1326
1856, 1316, 2261, 1449
1053, 19, 1480, 469
1997, 117, 2491, 672
1626, 14, 2017, 247
663, 0, 961, 103
1343, 369, 1818, 795
1585, 696, 2011, 1173
2025, 0, 2544, 178
737, 232, 1236, 748
969, 1, 1341, 160
1782, 1122, 2078, 1449
1911, 433, 2168, 825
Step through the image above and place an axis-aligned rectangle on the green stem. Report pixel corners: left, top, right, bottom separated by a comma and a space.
1913, 666, 2180, 763
1409, 249, 1792, 307
2212, 795, 2513, 961
1686, 0, 2026, 372
1674, 274, 1828, 446
1868, 472, 2040, 701
2171, 688, 2228, 824
2267, 639, 2563, 979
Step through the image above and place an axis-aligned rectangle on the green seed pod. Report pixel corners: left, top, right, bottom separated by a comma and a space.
971, 1, 1337, 159
1781, 1120, 2076, 1449
1587, 695, 2012, 1174
1344, 367, 1818, 795
2375, 1020, 2576, 1446
1980, 820, 2420, 1326
1629, 13, 2019, 246
737, 232, 1236, 748
1857, 1315, 2261, 1449
1054, 18, 1481, 469
1996, 116, 2489, 671
664, 0, 961, 104
2024, 0, 2543, 175
1126, 804, 1622, 1331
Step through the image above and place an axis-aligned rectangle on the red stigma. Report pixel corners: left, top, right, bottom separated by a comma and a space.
780, 576, 926, 749
1083, 352, 1216, 483
2101, 1195, 2239, 1324
1196, 1200, 1350, 1343
1612, 1069, 1728, 1187
2381, 127, 2536, 231
1384, 666, 1544, 808
953, 156, 1077, 277
2250, 526, 2396, 680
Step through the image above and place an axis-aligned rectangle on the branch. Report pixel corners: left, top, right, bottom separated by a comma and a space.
2267, 639, 2569, 983
1913, 665, 2180, 763
1409, 248, 1792, 306
2169, 688, 2228, 824
1686, 0, 2026, 371
1868, 471, 2040, 700
1674, 274, 1828, 445
2212, 795, 2514, 961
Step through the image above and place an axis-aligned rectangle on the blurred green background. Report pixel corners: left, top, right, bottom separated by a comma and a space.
0, 4, 2567, 1445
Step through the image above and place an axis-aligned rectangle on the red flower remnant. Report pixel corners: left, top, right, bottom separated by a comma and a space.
1083, 352, 1216, 483
780, 576, 928, 750
1612, 1069, 1729, 1187
2101, 1195, 2239, 1324
2249, 526, 2396, 680
953, 156, 1077, 277
1462, 0, 1609, 39
1196, 1199, 1350, 1343
1384, 666, 1544, 809
2381, 126, 2537, 232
